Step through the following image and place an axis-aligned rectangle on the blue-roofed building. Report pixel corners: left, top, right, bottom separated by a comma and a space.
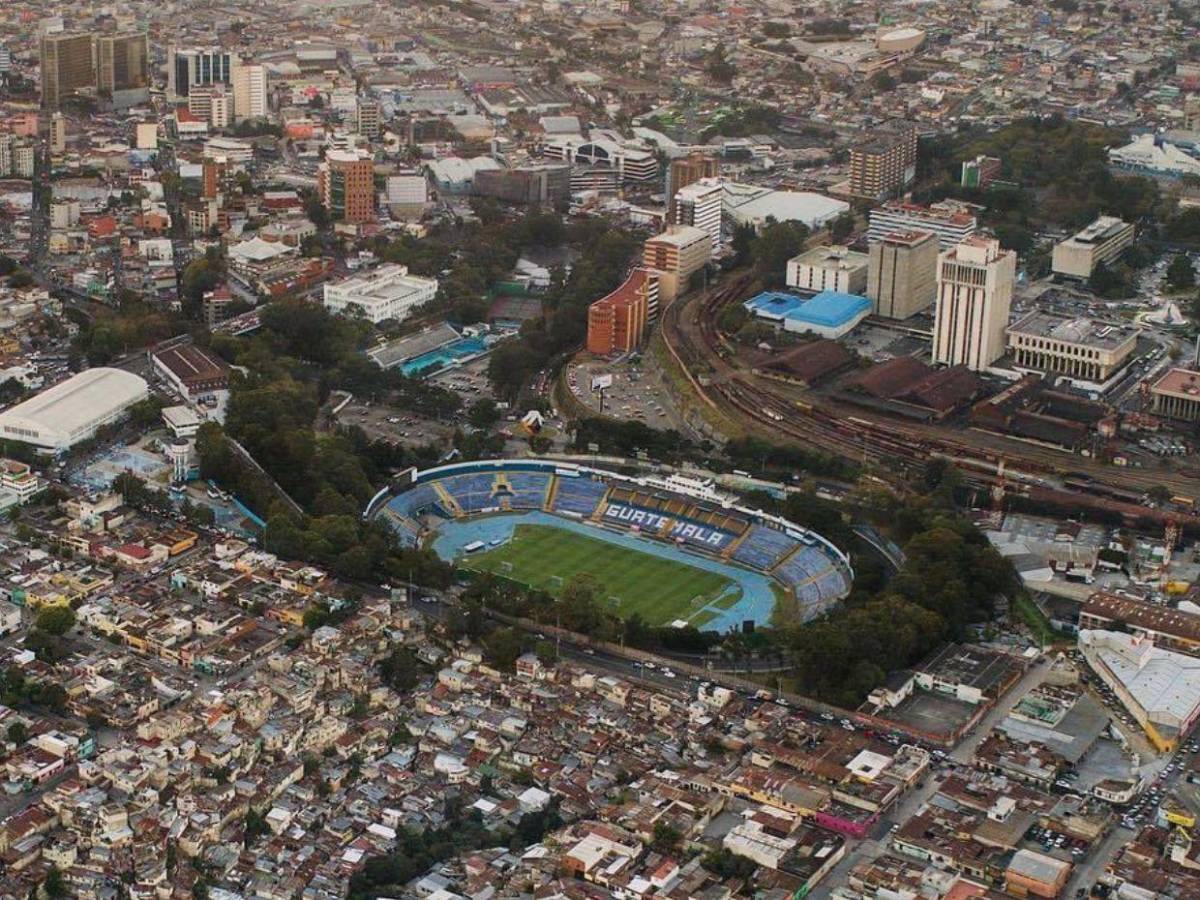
743, 291, 804, 321
744, 289, 872, 339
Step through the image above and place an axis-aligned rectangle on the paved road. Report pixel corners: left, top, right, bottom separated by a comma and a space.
1064, 824, 1134, 897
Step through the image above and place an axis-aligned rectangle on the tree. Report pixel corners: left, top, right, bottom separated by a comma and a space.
378, 646, 422, 692
1167, 254, 1195, 290
244, 808, 269, 846
37, 682, 68, 713
706, 45, 736, 84
35, 605, 76, 636
994, 223, 1034, 254
7, 721, 26, 745
829, 212, 856, 244
181, 246, 225, 310
751, 219, 810, 286
870, 72, 897, 92
559, 574, 609, 637
534, 640, 556, 667
1088, 261, 1132, 299
42, 865, 67, 899
305, 194, 330, 229
483, 627, 525, 671
651, 821, 682, 854
467, 398, 500, 431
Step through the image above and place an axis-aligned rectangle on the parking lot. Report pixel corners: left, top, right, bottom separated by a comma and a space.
330, 358, 502, 448
842, 321, 929, 364
334, 402, 453, 447
429, 357, 496, 402
566, 356, 693, 434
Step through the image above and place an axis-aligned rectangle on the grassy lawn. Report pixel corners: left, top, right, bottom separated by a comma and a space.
462, 524, 736, 626
1013, 594, 1061, 647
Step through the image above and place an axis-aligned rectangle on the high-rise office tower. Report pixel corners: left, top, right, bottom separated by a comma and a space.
932, 236, 1016, 371
168, 47, 234, 98
667, 153, 719, 221
96, 32, 150, 107
642, 225, 712, 307
673, 177, 723, 252
231, 63, 267, 120
356, 99, 381, 139
867, 200, 977, 249
40, 32, 95, 108
96, 32, 149, 99
49, 112, 67, 154
318, 149, 375, 223
866, 229, 939, 320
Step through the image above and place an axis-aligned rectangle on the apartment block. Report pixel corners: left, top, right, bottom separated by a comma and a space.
849, 120, 917, 199
642, 225, 711, 307
586, 269, 658, 356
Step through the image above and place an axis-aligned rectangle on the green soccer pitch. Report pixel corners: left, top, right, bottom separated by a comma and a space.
459, 524, 738, 626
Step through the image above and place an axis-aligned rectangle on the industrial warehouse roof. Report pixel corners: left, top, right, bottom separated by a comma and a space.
724, 184, 850, 228
1083, 629, 1200, 728
0, 368, 148, 446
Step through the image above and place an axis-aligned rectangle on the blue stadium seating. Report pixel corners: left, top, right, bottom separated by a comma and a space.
774, 546, 832, 587
794, 581, 821, 606
379, 508, 421, 546
732, 525, 798, 571
551, 477, 608, 516
441, 473, 500, 513
384, 483, 445, 520
813, 569, 848, 599
500, 473, 550, 509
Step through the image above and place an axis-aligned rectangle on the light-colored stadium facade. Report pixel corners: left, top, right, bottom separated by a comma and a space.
367, 459, 853, 624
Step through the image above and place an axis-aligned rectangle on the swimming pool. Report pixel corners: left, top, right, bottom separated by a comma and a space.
402, 337, 489, 377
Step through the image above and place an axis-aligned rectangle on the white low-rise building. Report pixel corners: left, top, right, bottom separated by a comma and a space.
0, 459, 43, 504
0, 599, 20, 636
1080, 629, 1200, 751
323, 264, 438, 324
787, 245, 870, 295
1051, 216, 1136, 280
0, 368, 149, 453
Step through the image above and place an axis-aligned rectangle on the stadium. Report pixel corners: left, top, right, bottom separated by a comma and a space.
365, 460, 853, 630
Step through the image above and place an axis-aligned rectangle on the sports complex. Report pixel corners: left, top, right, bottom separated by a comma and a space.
365, 460, 853, 631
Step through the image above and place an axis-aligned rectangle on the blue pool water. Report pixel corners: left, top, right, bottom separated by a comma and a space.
402, 337, 489, 377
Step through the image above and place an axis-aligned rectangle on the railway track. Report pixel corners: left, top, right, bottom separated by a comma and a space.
662, 274, 1200, 522
670, 275, 928, 475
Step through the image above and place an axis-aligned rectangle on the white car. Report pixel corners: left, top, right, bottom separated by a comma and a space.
662, 669, 676, 679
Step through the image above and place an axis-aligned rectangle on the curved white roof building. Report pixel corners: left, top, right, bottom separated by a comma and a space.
0, 368, 149, 452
